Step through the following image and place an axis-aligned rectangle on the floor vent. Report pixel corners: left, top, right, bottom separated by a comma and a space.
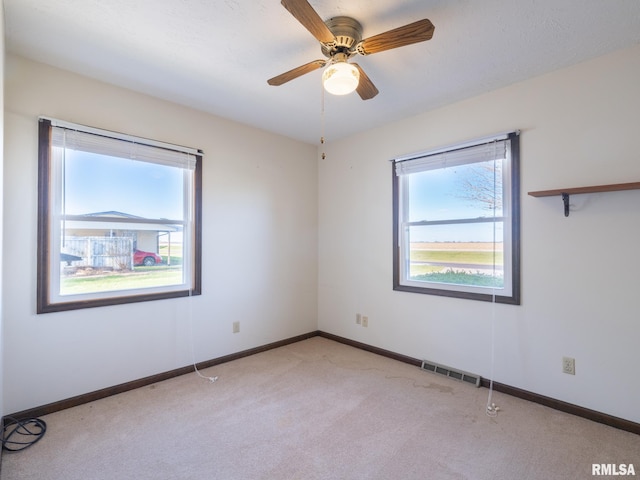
421, 360, 481, 387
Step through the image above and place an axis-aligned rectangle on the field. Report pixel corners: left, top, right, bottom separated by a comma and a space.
411, 242, 502, 266
410, 242, 503, 251
408, 242, 504, 283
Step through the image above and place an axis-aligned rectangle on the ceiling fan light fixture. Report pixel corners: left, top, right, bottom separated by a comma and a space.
322, 61, 360, 95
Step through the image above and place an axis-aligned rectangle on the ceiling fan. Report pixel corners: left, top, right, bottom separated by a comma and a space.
267, 0, 435, 100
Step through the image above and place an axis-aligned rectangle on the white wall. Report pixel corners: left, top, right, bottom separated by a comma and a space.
3, 55, 318, 414
318, 45, 640, 424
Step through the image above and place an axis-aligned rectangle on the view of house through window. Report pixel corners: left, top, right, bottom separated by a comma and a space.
38, 118, 202, 312
392, 132, 520, 304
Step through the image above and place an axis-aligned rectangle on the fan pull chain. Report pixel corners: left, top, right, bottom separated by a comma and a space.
321, 82, 326, 159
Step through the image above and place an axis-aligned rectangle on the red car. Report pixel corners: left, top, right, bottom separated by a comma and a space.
133, 249, 162, 266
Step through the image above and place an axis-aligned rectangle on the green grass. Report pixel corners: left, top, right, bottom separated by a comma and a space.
408, 245, 504, 286
411, 269, 503, 288
160, 256, 183, 266
61, 266, 183, 295
159, 244, 183, 266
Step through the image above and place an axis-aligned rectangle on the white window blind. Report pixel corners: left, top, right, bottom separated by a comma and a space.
51, 126, 197, 171
395, 139, 508, 176
43, 116, 200, 169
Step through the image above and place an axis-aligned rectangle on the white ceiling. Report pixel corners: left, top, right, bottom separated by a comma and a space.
4, 0, 640, 145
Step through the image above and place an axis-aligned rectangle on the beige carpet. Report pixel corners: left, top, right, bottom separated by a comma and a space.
2, 337, 639, 479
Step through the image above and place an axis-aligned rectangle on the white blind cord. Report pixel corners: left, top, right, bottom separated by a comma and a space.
486, 148, 500, 417
61, 130, 67, 248
486, 298, 499, 417
188, 290, 218, 383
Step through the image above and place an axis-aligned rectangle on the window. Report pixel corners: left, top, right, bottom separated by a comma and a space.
392, 132, 520, 304
37, 118, 202, 313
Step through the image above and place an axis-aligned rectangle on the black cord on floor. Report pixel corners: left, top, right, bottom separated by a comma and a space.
2, 417, 47, 452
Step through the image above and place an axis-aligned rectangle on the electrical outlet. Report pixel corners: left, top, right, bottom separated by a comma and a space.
562, 356, 575, 375
233, 321, 240, 334
361, 316, 369, 328
356, 313, 361, 325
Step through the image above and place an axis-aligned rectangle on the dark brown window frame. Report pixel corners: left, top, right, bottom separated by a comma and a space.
392, 132, 521, 305
37, 118, 202, 313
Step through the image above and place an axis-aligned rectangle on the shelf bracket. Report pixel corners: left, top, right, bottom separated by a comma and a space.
529, 181, 640, 217
562, 193, 570, 217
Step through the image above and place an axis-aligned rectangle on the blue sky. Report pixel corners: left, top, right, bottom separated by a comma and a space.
407, 163, 503, 242
63, 150, 185, 219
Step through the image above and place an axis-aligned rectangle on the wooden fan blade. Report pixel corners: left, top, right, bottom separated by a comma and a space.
280, 0, 336, 45
357, 19, 434, 56
353, 64, 379, 100
267, 59, 327, 86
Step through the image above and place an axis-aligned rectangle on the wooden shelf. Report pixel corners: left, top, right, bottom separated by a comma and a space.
528, 181, 640, 197
528, 181, 640, 216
